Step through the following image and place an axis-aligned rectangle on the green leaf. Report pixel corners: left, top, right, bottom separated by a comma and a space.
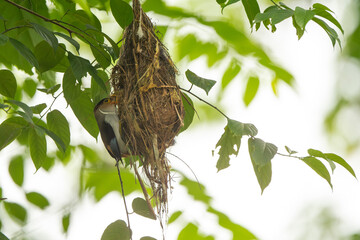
140, 237, 156, 240
221, 59, 241, 89
73, 0, 92, 15
312, 5, 344, 34
86, 64, 107, 92
294, 7, 315, 30
9, 155, 24, 187
0, 232, 10, 240
324, 153, 357, 179
255, 8, 294, 25
243, 76, 259, 106
30, 22, 59, 51
250, 158, 272, 194
29, 127, 47, 171
208, 207, 257, 239
312, 17, 341, 47
227, 119, 258, 137
168, 211, 182, 224
185, 69, 216, 95
54, 32, 80, 53
25, 192, 49, 209
23, 78, 37, 97
34, 41, 65, 73
62, 68, 82, 104
62, 213, 71, 233
90, 45, 111, 69
110, 0, 134, 29
312, 3, 334, 13
302, 156, 333, 189
47, 110, 70, 151
221, 0, 241, 10
70, 92, 99, 138
91, 70, 109, 104
285, 146, 297, 155
0, 117, 27, 150
241, 0, 261, 28
0, 33, 9, 45
67, 52, 88, 82
248, 138, 277, 166
85, 168, 140, 201
37, 125, 66, 153
4, 202, 27, 224
5, 100, 33, 122
178, 223, 215, 240
9, 38, 40, 70
101, 32, 120, 61
31, 103, 47, 114
67, 53, 107, 91
179, 92, 195, 133
215, 125, 241, 171
248, 138, 276, 193
100, 220, 131, 240
308, 148, 336, 173
0, 69, 17, 98
180, 176, 211, 205
132, 197, 156, 220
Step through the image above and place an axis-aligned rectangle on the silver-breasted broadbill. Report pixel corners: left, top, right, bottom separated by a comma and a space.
94, 96, 127, 162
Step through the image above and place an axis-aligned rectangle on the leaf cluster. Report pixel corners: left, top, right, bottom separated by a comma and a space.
218, 1, 343, 48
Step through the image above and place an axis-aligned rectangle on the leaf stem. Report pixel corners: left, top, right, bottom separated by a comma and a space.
179, 87, 229, 119
276, 152, 303, 160
1, 25, 31, 34
271, 0, 280, 8
39, 91, 63, 120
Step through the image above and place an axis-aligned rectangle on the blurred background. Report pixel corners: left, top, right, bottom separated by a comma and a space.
0, 0, 360, 239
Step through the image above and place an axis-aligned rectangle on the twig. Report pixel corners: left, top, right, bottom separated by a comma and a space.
115, 160, 132, 239
1, 25, 31, 34
166, 152, 202, 190
276, 152, 303, 160
271, 0, 281, 8
39, 91, 63, 120
179, 87, 229, 119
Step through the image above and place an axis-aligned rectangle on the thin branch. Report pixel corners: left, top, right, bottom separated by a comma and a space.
276, 152, 303, 160
166, 152, 202, 190
180, 87, 229, 119
39, 91, 63, 120
1, 25, 31, 34
271, 0, 281, 8
115, 160, 132, 240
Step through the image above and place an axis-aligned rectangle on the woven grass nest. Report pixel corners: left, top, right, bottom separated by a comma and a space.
110, 0, 184, 216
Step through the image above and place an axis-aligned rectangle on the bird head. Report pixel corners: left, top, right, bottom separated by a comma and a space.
94, 95, 118, 115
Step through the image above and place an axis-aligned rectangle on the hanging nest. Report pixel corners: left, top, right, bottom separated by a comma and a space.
110, 0, 184, 216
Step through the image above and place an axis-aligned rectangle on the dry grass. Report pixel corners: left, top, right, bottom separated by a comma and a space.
110, 0, 184, 217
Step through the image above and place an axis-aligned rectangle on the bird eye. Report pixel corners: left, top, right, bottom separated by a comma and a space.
104, 99, 109, 103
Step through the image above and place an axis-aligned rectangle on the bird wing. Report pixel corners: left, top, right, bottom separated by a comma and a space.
100, 121, 122, 160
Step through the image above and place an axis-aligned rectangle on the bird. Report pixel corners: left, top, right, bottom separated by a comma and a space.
94, 96, 127, 163
94, 96, 133, 228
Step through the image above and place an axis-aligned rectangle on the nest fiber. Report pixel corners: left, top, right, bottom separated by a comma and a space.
110, 0, 184, 215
